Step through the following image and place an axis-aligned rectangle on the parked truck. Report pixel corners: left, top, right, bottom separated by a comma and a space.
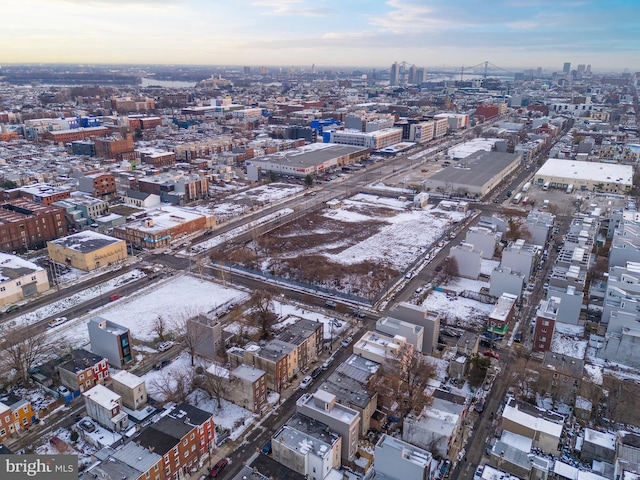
522, 182, 531, 192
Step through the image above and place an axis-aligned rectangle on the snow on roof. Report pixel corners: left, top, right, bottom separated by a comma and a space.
554, 460, 579, 479
0, 252, 42, 283
502, 400, 563, 438
50, 230, 122, 252
447, 138, 498, 159
82, 384, 121, 408
500, 430, 533, 452
584, 429, 616, 450
583, 364, 603, 385
536, 158, 633, 186
110, 370, 144, 389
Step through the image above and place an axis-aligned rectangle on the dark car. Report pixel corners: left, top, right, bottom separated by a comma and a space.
514, 332, 522, 343
261, 441, 272, 455
311, 367, 322, 379
209, 458, 228, 477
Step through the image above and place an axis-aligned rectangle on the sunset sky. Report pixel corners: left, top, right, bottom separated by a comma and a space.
1, 0, 638, 71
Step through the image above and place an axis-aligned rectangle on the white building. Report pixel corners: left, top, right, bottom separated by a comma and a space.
353, 331, 408, 364
82, 384, 129, 432
501, 239, 539, 280
328, 128, 403, 150
374, 434, 434, 480
449, 243, 483, 279
465, 226, 501, 259
534, 159, 633, 194
490, 266, 525, 299
375, 317, 424, 353
296, 390, 360, 462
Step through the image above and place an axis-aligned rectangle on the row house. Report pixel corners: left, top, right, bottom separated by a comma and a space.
13, 183, 71, 206
136, 172, 208, 205
0, 393, 35, 442
486, 293, 517, 338
110, 370, 147, 411
206, 363, 267, 413
133, 403, 215, 479
228, 343, 289, 393
609, 220, 640, 268
275, 318, 323, 371
58, 349, 109, 393
83, 384, 129, 432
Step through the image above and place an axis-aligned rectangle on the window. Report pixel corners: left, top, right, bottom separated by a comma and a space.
22, 418, 28, 425
553, 373, 559, 379
190, 433, 195, 440
183, 439, 187, 446
0, 429, 5, 436
79, 373, 84, 380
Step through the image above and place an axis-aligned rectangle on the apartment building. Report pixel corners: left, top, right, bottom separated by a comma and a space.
275, 318, 323, 371
296, 389, 361, 462
327, 128, 403, 150
533, 298, 560, 352
374, 434, 434, 480
207, 364, 267, 413
228, 343, 289, 393
77, 172, 117, 200
501, 397, 564, 455
0, 199, 67, 251
487, 293, 517, 338
272, 412, 342, 479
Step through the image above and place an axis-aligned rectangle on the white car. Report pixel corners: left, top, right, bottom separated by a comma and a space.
341, 336, 353, 348
48, 316, 68, 328
299, 376, 313, 389
158, 341, 174, 352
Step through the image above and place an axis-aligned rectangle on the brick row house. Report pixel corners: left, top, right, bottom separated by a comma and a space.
58, 348, 110, 393
0, 393, 35, 442
132, 403, 216, 479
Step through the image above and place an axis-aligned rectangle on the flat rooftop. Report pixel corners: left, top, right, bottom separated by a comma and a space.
536, 158, 633, 186
427, 150, 521, 187
50, 230, 123, 253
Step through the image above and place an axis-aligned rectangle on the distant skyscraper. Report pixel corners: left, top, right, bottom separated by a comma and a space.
243, 66, 251, 74
576, 64, 585, 78
416, 68, 426, 85
563, 62, 571, 74
390, 61, 399, 86
586, 64, 592, 74
311, 63, 317, 74
408, 65, 417, 84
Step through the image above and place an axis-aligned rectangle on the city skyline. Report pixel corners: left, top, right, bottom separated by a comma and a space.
1, 0, 638, 71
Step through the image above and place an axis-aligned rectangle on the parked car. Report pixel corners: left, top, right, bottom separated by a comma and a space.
108, 294, 122, 302
311, 367, 322, 379
325, 300, 337, 309
79, 419, 96, 433
48, 316, 67, 328
332, 318, 342, 328
299, 376, 313, 389
209, 458, 228, 478
415, 287, 423, 294
58, 385, 71, 396
514, 332, 522, 343
261, 441, 272, 455
341, 336, 353, 348
157, 341, 174, 352
483, 350, 500, 360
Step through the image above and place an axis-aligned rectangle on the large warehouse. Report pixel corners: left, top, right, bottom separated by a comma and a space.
245, 143, 370, 180
422, 151, 521, 198
534, 158, 633, 193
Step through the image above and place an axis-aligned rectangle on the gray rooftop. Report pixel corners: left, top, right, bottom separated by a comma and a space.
50, 230, 121, 253
428, 150, 521, 187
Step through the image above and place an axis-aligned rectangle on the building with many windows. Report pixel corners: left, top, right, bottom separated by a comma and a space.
0, 199, 67, 252
326, 128, 403, 151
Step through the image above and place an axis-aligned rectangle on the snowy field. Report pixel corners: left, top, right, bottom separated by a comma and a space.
321, 193, 465, 270
421, 277, 493, 329
92, 275, 248, 342
45, 275, 249, 349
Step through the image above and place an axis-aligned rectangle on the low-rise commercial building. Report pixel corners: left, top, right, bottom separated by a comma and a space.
48, 230, 127, 271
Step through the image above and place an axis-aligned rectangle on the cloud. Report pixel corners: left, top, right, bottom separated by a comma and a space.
252, 0, 333, 16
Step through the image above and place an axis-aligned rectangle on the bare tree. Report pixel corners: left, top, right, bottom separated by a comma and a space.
149, 367, 194, 404
2, 327, 50, 386
248, 289, 277, 339
154, 315, 167, 342
441, 256, 459, 284
196, 363, 228, 409
370, 346, 437, 418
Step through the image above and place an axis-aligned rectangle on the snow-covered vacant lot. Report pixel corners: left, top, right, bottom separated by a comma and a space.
218, 193, 466, 299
